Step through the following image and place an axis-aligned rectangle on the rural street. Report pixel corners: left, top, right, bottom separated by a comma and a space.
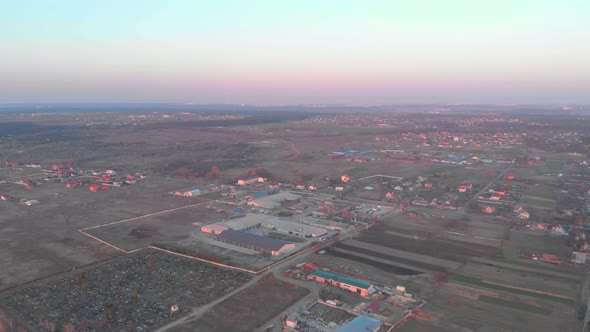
462, 163, 514, 210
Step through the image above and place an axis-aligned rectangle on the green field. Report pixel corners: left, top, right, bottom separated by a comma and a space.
454, 275, 575, 305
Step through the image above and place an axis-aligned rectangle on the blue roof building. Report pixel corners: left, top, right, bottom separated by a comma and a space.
250, 191, 269, 199
309, 270, 375, 296
338, 315, 382, 332
183, 188, 201, 196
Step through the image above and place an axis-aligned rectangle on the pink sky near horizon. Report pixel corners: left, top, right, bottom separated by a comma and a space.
1, 1, 589, 104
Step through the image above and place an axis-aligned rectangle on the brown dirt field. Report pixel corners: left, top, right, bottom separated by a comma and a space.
427, 289, 576, 332
83, 204, 228, 251
355, 225, 498, 264
395, 319, 451, 332
174, 276, 310, 332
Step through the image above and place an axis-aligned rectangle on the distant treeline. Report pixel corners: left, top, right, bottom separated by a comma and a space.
0, 122, 82, 136
138, 111, 312, 129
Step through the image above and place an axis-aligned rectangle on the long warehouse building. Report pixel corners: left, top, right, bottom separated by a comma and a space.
216, 229, 295, 256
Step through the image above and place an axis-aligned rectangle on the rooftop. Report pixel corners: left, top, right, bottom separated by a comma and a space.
338, 315, 382, 332
217, 229, 292, 252
311, 270, 372, 289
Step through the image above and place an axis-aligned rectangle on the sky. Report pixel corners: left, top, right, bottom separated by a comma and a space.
1, 0, 589, 104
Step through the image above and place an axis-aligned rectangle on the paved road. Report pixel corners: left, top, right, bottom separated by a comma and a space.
462, 163, 514, 210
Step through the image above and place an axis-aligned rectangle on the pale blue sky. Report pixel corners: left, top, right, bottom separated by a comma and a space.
1, 1, 589, 104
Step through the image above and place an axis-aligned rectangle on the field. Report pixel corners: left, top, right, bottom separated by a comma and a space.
353, 222, 499, 264
172, 276, 310, 332
321, 212, 505, 276
0, 171, 212, 289
0, 249, 252, 332
454, 261, 581, 299
427, 284, 577, 332
82, 204, 229, 252
395, 319, 450, 332
503, 229, 575, 262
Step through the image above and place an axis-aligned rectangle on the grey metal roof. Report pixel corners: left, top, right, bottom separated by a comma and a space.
217, 229, 292, 252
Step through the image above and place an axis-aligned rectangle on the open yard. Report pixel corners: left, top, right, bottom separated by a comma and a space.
82, 204, 229, 252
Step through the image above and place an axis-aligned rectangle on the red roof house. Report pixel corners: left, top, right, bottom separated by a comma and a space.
99, 175, 112, 182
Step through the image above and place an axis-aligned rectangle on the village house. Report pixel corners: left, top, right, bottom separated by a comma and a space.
490, 193, 501, 200
99, 175, 112, 182
482, 206, 496, 214
66, 180, 81, 188
237, 177, 260, 186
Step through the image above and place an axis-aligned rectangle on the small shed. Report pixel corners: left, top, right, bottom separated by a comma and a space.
285, 312, 298, 328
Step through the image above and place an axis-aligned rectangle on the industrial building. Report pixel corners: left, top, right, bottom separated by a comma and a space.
237, 177, 263, 186
299, 216, 351, 232
260, 216, 327, 238
183, 188, 201, 197
216, 229, 295, 255
246, 191, 300, 209
201, 217, 262, 235
201, 214, 327, 238
338, 315, 381, 332
308, 270, 376, 296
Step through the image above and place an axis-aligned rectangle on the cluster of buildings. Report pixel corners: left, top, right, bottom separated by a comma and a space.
201, 214, 328, 256
283, 266, 418, 331
476, 181, 526, 216
307, 270, 376, 297
62, 169, 143, 192
2, 161, 143, 199
388, 131, 524, 149
329, 149, 376, 163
